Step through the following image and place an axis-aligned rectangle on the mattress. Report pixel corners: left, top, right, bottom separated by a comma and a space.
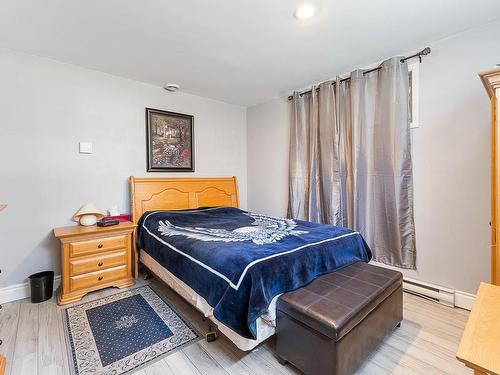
140, 250, 278, 351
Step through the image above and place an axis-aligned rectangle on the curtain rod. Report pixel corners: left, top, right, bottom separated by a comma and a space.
287, 47, 431, 100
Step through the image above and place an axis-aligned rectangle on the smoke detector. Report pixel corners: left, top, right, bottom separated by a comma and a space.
163, 83, 180, 92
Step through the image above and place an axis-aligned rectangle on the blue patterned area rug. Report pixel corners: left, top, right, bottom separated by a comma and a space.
63, 285, 200, 375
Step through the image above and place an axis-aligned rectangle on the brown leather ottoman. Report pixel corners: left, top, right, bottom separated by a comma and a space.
276, 262, 403, 375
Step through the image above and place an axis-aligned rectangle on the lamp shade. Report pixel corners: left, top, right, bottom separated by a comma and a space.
73, 203, 104, 222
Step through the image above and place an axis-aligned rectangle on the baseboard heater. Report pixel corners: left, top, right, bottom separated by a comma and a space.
402, 277, 455, 307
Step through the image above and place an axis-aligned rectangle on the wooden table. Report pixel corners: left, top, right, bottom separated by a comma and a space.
457, 282, 500, 375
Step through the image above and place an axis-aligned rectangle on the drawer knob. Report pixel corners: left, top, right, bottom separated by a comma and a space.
98, 276, 103, 281
98, 244, 103, 249
98, 262, 103, 267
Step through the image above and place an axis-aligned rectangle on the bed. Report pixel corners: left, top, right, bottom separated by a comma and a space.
130, 176, 372, 351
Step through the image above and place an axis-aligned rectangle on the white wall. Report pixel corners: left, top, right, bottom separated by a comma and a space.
247, 98, 290, 217
0, 49, 247, 288
247, 20, 500, 295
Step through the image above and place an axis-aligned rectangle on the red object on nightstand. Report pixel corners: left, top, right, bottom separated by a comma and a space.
104, 214, 130, 222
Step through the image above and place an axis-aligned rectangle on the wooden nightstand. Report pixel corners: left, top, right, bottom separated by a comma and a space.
54, 221, 136, 305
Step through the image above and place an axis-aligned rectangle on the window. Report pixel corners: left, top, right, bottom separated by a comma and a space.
408, 61, 420, 128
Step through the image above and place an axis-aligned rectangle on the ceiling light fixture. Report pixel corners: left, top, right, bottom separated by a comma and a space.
294, 4, 315, 19
163, 83, 180, 92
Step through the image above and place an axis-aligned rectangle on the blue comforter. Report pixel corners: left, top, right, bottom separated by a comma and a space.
137, 207, 372, 339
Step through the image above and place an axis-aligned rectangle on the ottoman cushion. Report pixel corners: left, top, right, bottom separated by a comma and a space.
277, 261, 402, 342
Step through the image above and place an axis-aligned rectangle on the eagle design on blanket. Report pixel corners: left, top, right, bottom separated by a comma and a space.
157, 213, 307, 245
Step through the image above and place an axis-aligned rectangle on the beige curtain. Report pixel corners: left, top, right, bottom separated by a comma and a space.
337, 78, 353, 229
288, 81, 341, 224
288, 57, 416, 269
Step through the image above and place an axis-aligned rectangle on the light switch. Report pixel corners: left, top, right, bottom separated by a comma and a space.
79, 142, 93, 154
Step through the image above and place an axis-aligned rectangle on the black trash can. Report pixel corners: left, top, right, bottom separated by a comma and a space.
28, 271, 54, 303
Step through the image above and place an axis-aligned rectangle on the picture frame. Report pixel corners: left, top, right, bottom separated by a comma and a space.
145, 108, 194, 172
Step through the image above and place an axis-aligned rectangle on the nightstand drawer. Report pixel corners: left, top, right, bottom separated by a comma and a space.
69, 250, 127, 276
70, 265, 128, 291
69, 235, 127, 257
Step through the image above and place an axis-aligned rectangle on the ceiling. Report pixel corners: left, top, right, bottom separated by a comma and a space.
1, 0, 500, 106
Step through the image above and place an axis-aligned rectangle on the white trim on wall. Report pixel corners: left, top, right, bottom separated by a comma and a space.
403, 277, 455, 307
0, 272, 476, 310
454, 290, 476, 310
371, 261, 477, 310
402, 276, 476, 310
0, 275, 61, 304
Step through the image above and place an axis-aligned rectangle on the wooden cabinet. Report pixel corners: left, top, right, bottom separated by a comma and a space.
54, 221, 136, 305
481, 69, 500, 286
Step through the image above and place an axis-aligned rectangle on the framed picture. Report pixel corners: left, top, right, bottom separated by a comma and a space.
145, 108, 194, 172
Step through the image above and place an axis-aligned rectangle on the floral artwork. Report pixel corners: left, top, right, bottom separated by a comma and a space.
146, 108, 194, 171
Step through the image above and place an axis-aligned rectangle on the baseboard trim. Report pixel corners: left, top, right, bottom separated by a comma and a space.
0, 273, 477, 310
402, 277, 476, 311
370, 261, 477, 311
454, 290, 476, 310
0, 276, 61, 304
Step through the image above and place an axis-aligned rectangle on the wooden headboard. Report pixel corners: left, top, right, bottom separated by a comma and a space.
129, 176, 239, 224
129, 176, 239, 277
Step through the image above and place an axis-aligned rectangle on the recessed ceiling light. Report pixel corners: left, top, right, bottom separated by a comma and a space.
294, 4, 315, 19
163, 83, 180, 92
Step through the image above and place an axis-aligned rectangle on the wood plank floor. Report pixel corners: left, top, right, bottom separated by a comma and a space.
0, 277, 471, 375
